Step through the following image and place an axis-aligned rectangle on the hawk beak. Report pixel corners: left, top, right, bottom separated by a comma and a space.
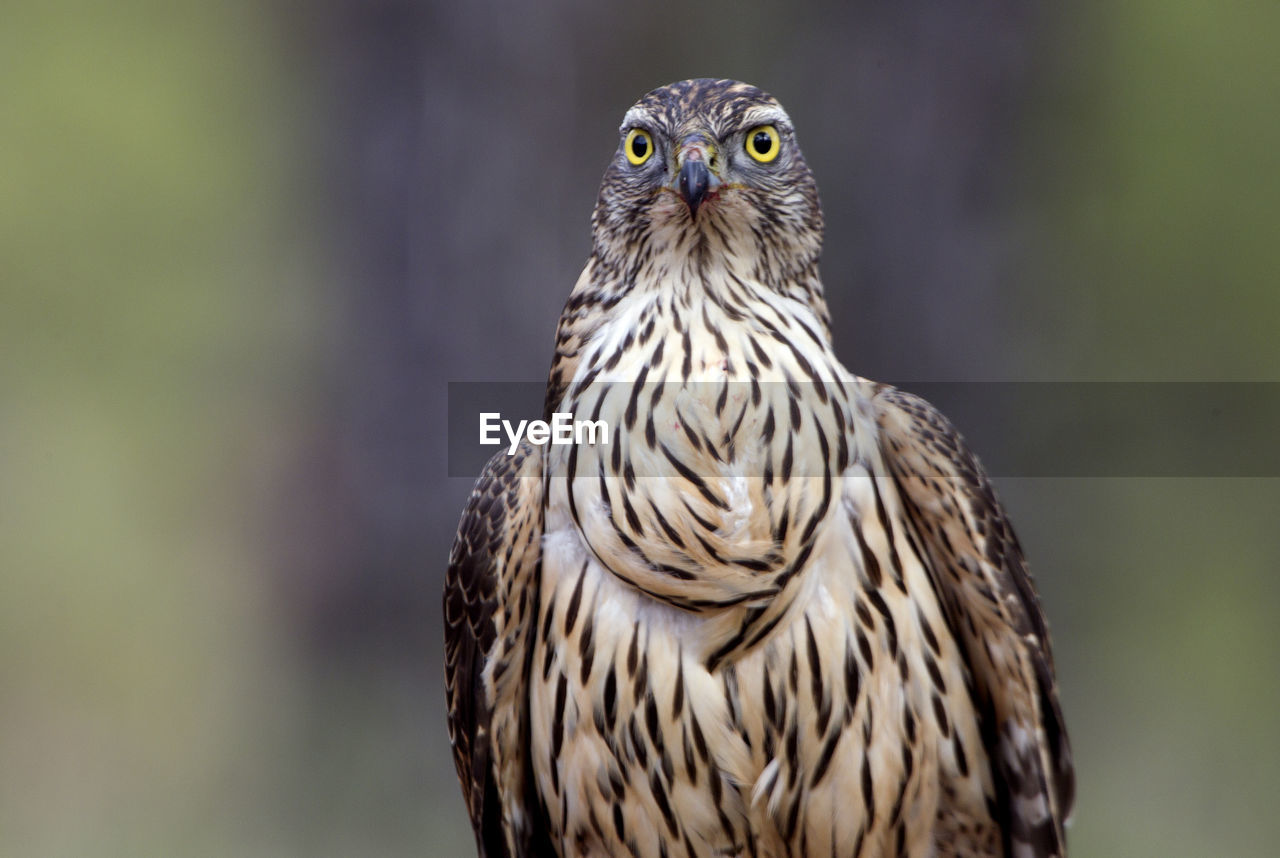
678, 160, 712, 217
675, 137, 720, 217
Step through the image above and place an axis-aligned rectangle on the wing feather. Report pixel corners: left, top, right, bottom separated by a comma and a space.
874, 385, 1075, 857
444, 443, 552, 857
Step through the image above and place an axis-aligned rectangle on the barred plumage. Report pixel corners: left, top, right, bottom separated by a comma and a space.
446, 79, 1073, 858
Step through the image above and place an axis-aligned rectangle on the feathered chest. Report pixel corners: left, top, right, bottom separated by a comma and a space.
545, 282, 855, 613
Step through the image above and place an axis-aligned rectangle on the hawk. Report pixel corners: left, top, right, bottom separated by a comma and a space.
445, 79, 1073, 858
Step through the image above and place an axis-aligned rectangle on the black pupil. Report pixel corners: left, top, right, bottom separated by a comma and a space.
632, 133, 649, 159
753, 131, 772, 154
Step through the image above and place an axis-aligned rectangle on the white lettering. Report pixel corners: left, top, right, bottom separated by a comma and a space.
575, 418, 609, 445
503, 419, 527, 455
480, 411, 613, 455
524, 420, 550, 448
479, 413, 501, 445
552, 412, 574, 444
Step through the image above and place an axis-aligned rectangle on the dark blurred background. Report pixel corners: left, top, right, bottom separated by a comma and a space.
3, 1, 1278, 856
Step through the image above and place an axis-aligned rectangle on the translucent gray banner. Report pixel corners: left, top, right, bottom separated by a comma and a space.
447, 381, 1280, 478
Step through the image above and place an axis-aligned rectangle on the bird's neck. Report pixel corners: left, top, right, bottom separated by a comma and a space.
543, 240, 859, 633
544, 226, 830, 421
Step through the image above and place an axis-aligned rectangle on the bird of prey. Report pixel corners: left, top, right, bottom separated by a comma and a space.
445, 79, 1073, 858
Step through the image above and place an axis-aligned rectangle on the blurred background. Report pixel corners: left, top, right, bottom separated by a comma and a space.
2, 1, 1277, 856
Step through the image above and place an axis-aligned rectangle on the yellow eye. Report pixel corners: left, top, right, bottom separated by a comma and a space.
624, 128, 654, 166
745, 124, 780, 163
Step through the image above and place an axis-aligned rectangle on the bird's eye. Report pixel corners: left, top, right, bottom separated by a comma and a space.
624, 128, 654, 166
745, 125, 780, 163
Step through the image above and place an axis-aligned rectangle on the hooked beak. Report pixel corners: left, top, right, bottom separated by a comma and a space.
674, 137, 720, 217
678, 160, 711, 217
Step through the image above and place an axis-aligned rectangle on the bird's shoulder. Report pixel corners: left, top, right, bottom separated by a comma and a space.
868, 382, 1075, 858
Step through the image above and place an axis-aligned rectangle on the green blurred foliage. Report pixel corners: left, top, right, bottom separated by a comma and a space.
1016, 2, 1280, 379
1, 1, 1276, 857
1, 2, 323, 854
1010, 7, 1280, 855
1005, 479, 1280, 858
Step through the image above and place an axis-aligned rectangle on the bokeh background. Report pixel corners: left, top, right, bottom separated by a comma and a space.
3, 1, 1278, 856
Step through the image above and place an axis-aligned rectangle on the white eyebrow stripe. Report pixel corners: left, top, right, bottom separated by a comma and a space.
620, 106, 664, 135
739, 106, 791, 130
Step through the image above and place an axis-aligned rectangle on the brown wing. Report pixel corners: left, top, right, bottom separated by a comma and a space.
444, 443, 553, 857
874, 385, 1075, 857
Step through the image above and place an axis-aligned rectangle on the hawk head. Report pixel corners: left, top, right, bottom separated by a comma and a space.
591, 79, 824, 283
